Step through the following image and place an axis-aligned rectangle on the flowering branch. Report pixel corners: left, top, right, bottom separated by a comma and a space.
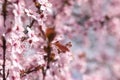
42, 27, 56, 80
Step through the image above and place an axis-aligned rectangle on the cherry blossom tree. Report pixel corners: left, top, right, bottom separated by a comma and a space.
1, 0, 120, 80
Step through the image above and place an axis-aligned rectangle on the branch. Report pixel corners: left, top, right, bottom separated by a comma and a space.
28, 19, 35, 28
20, 65, 43, 77
2, 35, 6, 80
2, 0, 7, 27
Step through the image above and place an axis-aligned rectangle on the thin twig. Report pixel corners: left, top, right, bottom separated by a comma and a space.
24, 19, 35, 34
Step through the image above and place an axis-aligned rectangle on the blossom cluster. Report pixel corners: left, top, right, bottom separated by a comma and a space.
0, 0, 72, 80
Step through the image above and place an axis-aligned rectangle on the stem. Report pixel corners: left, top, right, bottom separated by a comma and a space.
42, 42, 52, 80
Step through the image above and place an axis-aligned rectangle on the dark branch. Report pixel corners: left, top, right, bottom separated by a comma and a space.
2, 35, 6, 80
2, 0, 7, 27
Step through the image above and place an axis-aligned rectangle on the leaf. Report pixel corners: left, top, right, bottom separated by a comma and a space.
50, 53, 56, 62
45, 27, 56, 42
55, 41, 69, 53
35, 2, 41, 8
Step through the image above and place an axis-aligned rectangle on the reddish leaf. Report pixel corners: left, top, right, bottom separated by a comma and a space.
55, 41, 69, 53
50, 53, 56, 62
35, 2, 41, 8
45, 27, 56, 42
